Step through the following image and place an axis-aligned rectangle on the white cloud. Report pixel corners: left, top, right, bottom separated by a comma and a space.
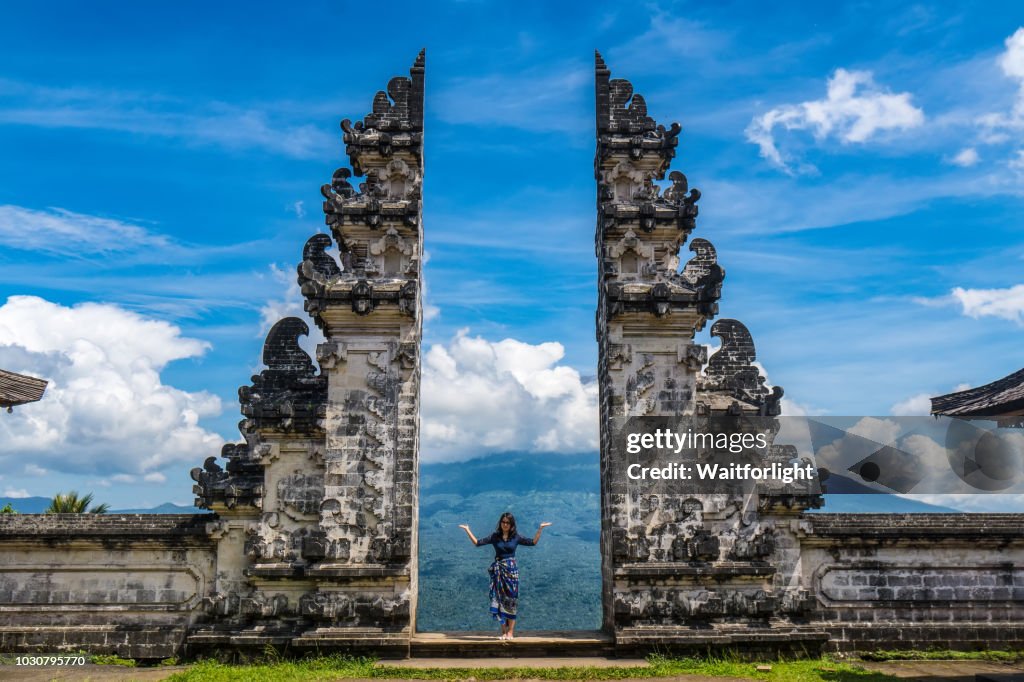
746, 68, 924, 173
951, 284, 1024, 322
23, 464, 47, 476
891, 382, 972, 416
143, 472, 167, 483
949, 147, 980, 167
0, 296, 224, 476
421, 331, 598, 461
259, 264, 326, 362
289, 201, 306, 219
977, 28, 1024, 140
890, 393, 934, 416
2, 488, 31, 498
0, 205, 168, 256
847, 416, 901, 445
1010, 149, 1024, 175
1001, 27, 1024, 81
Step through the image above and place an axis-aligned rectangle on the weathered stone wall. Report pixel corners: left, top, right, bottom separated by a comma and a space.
804, 513, 1024, 652
0, 514, 215, 659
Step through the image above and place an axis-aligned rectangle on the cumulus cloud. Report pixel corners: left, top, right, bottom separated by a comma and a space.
951, 284, 1024, 323
1001, 27, 1024, 82
949, 147, 980, 167
847, 416, 902, 445
890, 393, 934, 416
977, 27, 1024, 140
746, 68, 924, 173
0, 296, 224, 476
421, 331, 598, 461
891, 382, 971, 416
0, 205, 169, 256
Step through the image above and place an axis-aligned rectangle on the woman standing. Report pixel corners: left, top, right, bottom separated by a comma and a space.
459, 513, 552, 640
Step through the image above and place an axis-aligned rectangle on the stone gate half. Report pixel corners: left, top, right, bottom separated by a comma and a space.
593, 51, 826, 653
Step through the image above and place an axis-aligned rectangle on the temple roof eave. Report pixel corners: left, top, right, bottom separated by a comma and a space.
0, 368, 48, 408
930, 367, 1024, 417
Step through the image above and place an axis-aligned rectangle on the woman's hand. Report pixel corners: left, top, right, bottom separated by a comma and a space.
533, 521, 552, 544
539, 522, 553, 528
459, 524, 478, 545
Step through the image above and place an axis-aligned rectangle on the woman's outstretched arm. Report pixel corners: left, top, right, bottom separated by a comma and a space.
458, 524, 479, 545
533, 521, 552, 544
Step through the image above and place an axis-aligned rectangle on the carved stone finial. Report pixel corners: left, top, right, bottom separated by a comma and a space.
704, 319, 781, 415
239, 318, 327, 433
339, 51, 426, 176
595, 54, 681, 168
299, 233, 342, 285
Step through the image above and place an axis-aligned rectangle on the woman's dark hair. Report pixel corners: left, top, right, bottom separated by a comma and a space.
494, 512, 517, 538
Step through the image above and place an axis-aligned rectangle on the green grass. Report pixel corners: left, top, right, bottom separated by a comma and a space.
162, 654, 900, 681
89, 653, 137, 666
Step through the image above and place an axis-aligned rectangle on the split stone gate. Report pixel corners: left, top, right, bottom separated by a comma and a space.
1, 52, 1023, 659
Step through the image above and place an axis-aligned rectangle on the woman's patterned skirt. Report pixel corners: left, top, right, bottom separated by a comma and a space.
487, 557, 519, 623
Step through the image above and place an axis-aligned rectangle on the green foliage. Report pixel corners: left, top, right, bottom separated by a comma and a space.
90, 653, 136, 666
164, 655, 376, 682
0, 502, 16, 514
45, 490, 110, 514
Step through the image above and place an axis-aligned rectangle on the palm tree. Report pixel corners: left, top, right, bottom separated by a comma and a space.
45, 491, 109, 514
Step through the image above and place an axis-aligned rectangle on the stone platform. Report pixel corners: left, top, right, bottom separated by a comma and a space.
409, 630, 615, 658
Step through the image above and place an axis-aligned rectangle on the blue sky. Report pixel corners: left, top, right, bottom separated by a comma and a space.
1, 1, 1023, 508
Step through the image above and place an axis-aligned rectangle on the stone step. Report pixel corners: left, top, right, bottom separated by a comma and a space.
384, 655, 649, 669
410, 630, 614, 658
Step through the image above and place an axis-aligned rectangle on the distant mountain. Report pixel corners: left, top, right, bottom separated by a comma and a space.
818, 494, 958, 513
111, 503, 211, 514
813, 472, 959, 513
0, 496, 50, 513
0, 497, 209, 515
421, 451, 599, 496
